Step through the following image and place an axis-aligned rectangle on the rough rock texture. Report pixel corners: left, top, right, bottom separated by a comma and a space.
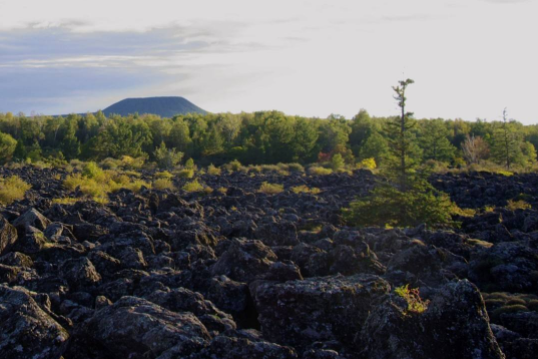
0, 167, 536, 358
64, 296, 211, 359
358, 280, 505, 359
251, 274, 390, 349
0, 285, 69, 359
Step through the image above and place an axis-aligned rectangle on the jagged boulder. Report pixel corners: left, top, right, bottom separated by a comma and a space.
64, 296, 212, 359
250, 274, 390, 349
357, 280, 505, 359
0, 285, 69, 359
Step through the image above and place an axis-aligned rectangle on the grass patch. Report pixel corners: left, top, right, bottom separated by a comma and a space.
155, 171, 174, 180
207, 164, 221, 175
309, 166, 333, 175
291, 185, 321, 194
506, 199, 531, 211
258, 182, 284, 195
0, 176, 31, 205
153, 178, 175, 191
182, 179, 204, 192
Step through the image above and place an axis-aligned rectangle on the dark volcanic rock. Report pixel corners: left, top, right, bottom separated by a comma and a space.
250, 274, 390, 349
64, 296, 211, 359
358, 280, 504, 359
0, 285, 69, 359
211, 238, 277, 283
0, 215, 18, 255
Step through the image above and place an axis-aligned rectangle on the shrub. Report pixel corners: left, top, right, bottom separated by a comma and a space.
344, 178, 453, 227
120, 155, 146, 169
100, 157, 120, 170
63, 173, 108, 203
357, 157, 377, 170
153, 178, 175, 191
185, 158, 195, 170
394, 284, 429, 314
291, 185, 321, 194
182, 179, 204, 192
207, 164, 221, 175
224, 159, 242, 172
82, 162, 105, 181
309, 166, 333, 175
154, 142, 183, 169
0, 176, 31, 205
178, 169, 194, 179
259, 182, 284, 195
0, 132, 17, 163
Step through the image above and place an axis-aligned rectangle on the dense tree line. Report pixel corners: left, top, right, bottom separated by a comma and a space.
0, 108, 536, 168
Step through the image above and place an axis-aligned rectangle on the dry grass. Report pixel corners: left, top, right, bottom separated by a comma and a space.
0, 176, 31, 205
258, 182, 284, 195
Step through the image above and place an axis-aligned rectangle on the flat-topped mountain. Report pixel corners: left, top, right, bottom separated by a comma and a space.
102, 96, 207, 117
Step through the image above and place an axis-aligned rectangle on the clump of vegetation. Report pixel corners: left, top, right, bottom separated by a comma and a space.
185, 158, 195, 170
357, 157, 376, 170
309, 166, 333, 175
259, 182, 284, 195
155, 171, 173, 179
287, 163, 305, 173
0, 176, 31, 205
153, 178, 175, 191
177, 169, 195, 179
182, 179, 204, 192
224, 159, 242, 173
207, 163, 221, 175
154, 142, 184, 169
330, 153, 345, 171
506, 199, 531, 211
394, 284, 429, 314
291, 185, 321, 194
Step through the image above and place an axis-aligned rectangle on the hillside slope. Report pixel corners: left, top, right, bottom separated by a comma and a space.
102, 96, 207, 117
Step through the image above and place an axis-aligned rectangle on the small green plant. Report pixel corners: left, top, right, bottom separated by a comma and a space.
291, 185, 321, 194
394, 284, 429, 314
0, 176, 31, 205
258, 182, 284, 194
182, 179, 204, 192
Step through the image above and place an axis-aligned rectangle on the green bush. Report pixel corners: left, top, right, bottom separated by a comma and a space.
207, 163, 221, 175
259, 182, 284, 195
182, 179, 204, 192
153, 178, 175, 191
344, 178, 453, 227
155, 171, 174, 179
0, 176, 31, 205
82, 162, 105, 181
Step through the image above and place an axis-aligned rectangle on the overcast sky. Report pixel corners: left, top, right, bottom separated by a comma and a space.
0, 0, 536, 122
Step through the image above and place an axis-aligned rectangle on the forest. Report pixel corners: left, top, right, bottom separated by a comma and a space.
0, 108, 536, 171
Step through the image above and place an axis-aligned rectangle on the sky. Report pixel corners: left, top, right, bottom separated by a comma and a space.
0, 0, 536, 123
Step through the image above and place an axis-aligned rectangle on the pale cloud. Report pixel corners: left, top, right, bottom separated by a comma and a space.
0, 0, 537, 122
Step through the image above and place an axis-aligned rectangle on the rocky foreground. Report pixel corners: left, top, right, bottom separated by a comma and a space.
0, 167, 537, 359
